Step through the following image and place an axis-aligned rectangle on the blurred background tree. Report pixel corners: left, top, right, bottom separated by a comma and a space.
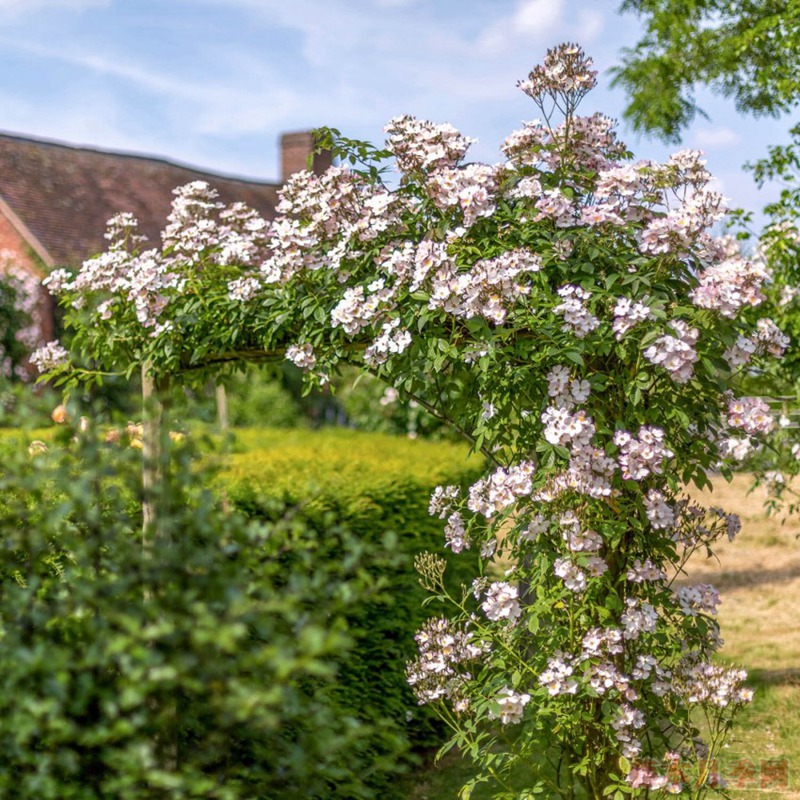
612, 0, 800, 143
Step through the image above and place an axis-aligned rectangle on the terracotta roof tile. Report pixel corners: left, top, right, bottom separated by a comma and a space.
0, 132, 281, 267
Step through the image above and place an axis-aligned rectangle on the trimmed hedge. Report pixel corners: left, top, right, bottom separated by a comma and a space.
225, 427, 480, 491
221, 428, 483, 759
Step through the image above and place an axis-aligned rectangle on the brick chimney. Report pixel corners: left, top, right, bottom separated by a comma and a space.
280, 131, 332, 182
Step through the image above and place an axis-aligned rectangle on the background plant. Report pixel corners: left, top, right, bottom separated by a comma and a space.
221, 426, 483, 756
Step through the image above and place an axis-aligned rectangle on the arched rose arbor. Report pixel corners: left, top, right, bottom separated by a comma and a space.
36, 44, 784, 800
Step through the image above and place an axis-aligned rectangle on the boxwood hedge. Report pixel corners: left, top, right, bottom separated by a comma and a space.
221, 427, 483, 759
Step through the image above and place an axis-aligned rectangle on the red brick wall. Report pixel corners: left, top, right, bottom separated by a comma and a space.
0, 211, 54, 342
0, 212, 39, 271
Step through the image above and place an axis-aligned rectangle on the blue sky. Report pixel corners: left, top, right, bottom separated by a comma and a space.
0, 0, 792, 228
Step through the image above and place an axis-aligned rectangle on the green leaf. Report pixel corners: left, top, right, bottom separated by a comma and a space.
565, 350, 584, 366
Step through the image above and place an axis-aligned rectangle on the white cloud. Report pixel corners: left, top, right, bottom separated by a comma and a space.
0, 39, 200, 98
576, 9, 605, 42
693, 126, 742, 148
478, 0, 565, 54
0, 85, 153, 155
143, 0, 618, 173
478, 0, 604, 55
185, 0, 374, 68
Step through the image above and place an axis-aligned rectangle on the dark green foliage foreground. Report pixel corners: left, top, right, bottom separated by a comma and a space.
0, 426, 481, 798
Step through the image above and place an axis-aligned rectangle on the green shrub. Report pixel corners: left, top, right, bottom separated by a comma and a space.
227, 426, 479, 489
226, 367, 303, 428
221, 427, 484, 756
333, 368, 452, 439
0, 379, 62, 427
0, 430, 408, 799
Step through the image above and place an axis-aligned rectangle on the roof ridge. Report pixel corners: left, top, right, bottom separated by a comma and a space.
0, 129, 280, 188
0, 130, 281, 267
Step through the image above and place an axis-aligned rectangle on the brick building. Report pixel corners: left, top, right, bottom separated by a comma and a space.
0, 130, 330, 341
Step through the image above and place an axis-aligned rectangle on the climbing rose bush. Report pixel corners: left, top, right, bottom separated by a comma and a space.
40, 43, 784, 799
0, 249, 47, 380
730, 217, 800, 513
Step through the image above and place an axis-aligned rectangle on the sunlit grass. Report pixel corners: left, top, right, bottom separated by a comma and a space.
405, 473, 800, 799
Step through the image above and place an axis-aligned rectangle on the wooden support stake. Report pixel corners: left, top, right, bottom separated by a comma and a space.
215, 382, 231, 514
215, 382, 228, 433
142, 364, 169, 548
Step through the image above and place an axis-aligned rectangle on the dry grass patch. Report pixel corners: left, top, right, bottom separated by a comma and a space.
405, 473, 800, 798
682, 473, 800, 797
682, 474, 800, 672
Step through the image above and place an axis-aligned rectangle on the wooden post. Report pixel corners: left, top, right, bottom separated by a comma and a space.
141, 363, 179, 771
142, 364, 169, 548
215, 383, 228, 433
215, 382, 231, 514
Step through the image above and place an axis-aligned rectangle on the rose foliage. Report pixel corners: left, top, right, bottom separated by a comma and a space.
39, 43, 787, 799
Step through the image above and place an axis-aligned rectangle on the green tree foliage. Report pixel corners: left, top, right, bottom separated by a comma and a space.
749, 121, 800, 233
612, 0, 800, 142
333, 369, 452, 438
